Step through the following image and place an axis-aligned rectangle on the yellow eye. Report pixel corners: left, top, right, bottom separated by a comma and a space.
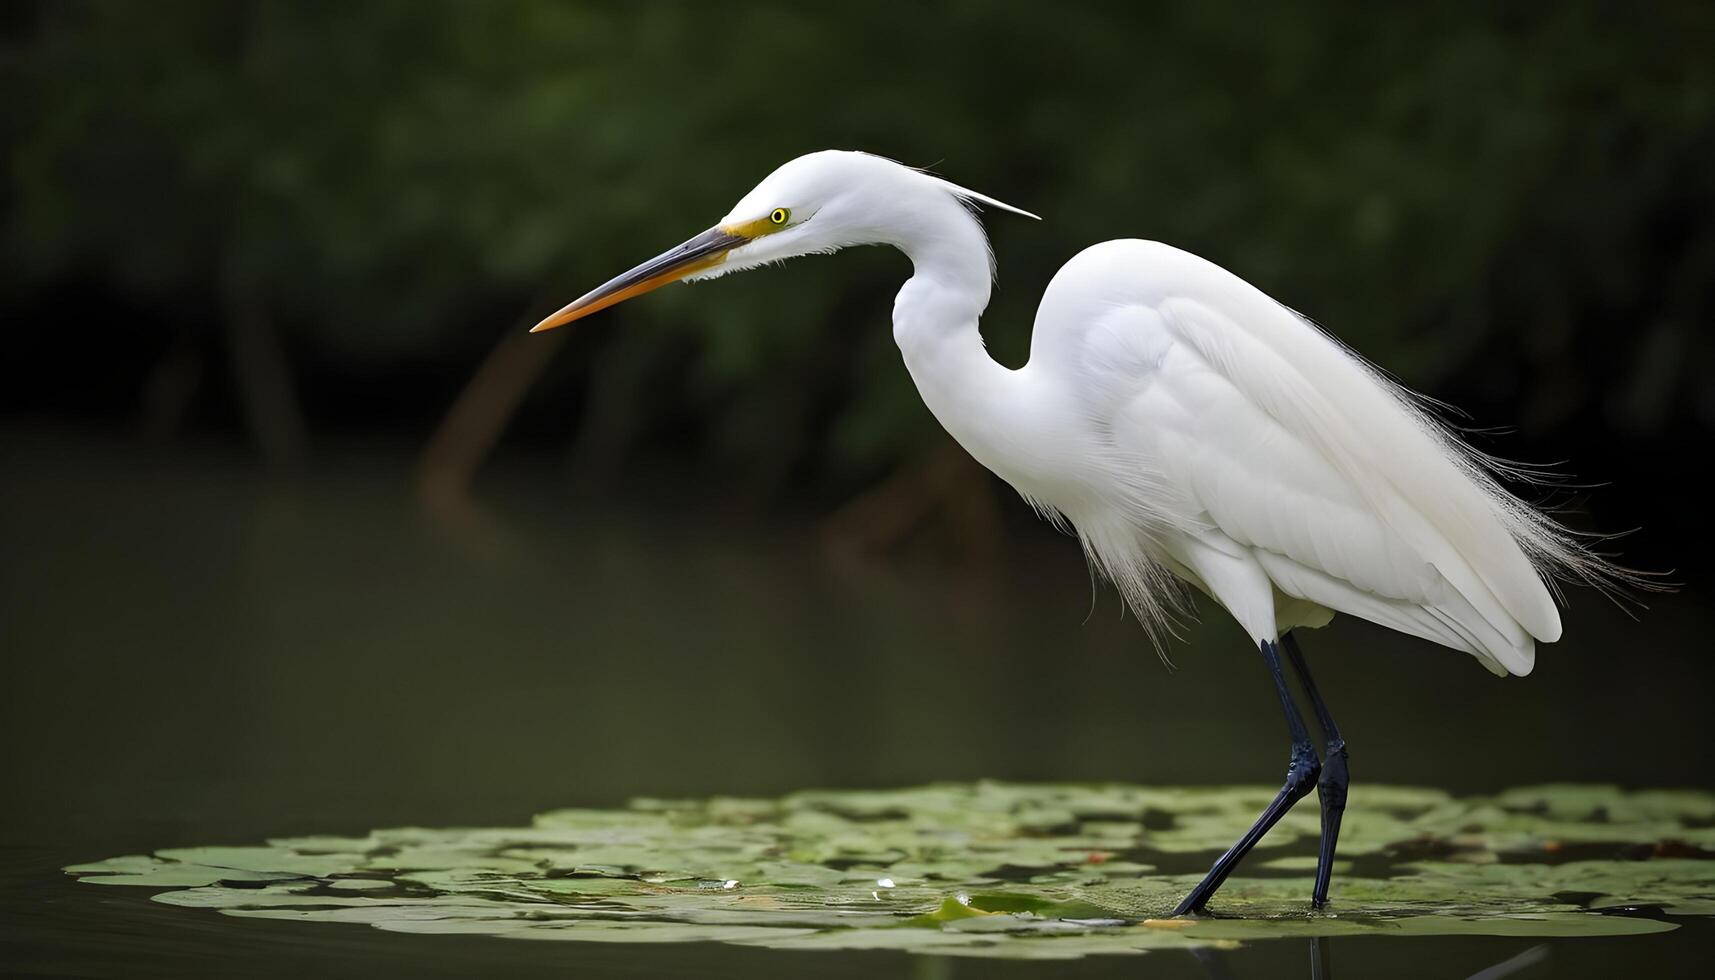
770, 208, 790, 225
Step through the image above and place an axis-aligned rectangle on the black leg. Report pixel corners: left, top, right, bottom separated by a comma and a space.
1173, 638, 1321, 915
1282, 631, 1349, 908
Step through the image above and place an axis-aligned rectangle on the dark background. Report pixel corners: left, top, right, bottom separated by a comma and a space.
3, 2, 1713, 976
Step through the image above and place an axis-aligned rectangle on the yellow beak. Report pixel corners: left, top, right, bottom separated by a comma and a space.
529, 226, 750, 333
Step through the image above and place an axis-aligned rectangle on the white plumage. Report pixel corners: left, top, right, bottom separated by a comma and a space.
1025, 239, 1565, 676
535, 148, 1624, 676
530, 148, 1635, 913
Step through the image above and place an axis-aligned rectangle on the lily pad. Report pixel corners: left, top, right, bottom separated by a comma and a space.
63, 783, 1715, 959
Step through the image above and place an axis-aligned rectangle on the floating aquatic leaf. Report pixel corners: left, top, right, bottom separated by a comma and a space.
63, 783, 1715, 959
65, 855, 305, 888
1258, 856, 1354, 874
325, 878, 395, 891
266, 834, 381, 853
64, 855, 167, 875
75, 866, 297, 888
914, 895, 998, 923
156, 846, 362, 878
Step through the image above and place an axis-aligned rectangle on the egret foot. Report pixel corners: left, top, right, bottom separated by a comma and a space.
1311, 738, 1348, 907
1172, 638, 1321, 916
1282, 631, 1349, 908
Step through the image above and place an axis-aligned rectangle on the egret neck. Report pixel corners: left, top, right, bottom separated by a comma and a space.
887, 194, 1036, 487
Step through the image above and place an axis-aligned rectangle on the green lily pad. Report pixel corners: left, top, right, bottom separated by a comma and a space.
1258, 856, 1354, 874
64, 855, 305, 887
63, 783, 1715, 959
156, 846, 363, 878
913, 895, 998, 923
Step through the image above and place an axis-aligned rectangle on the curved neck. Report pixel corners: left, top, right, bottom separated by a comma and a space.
888, 197, 1025, 480
889, 195, 993, 353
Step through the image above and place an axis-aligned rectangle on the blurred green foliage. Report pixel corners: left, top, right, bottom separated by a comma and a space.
5, 1, 1713, 485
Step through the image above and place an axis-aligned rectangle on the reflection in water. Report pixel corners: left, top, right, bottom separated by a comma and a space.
64, 783, 1712, 961
1189, 944, 1240, 980
1186, 938, 1547, 980
1464, 944, 1548, 980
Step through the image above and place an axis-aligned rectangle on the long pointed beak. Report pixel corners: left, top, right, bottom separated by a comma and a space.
529, 226, 749, 333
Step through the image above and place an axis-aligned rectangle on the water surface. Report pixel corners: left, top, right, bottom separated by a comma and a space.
4, 430, 1711, 976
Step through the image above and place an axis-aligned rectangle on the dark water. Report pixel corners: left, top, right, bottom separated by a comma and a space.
3, 427, 1711, 977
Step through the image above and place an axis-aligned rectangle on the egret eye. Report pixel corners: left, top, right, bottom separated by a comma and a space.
770, 208, 790, 225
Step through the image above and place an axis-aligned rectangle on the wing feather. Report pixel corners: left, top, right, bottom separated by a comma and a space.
1033, 239, 1631, 674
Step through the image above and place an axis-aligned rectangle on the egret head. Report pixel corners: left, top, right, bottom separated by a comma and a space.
529, 150, 1036, 332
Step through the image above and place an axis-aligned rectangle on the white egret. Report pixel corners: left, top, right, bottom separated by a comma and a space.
530, 150, 1629, 913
